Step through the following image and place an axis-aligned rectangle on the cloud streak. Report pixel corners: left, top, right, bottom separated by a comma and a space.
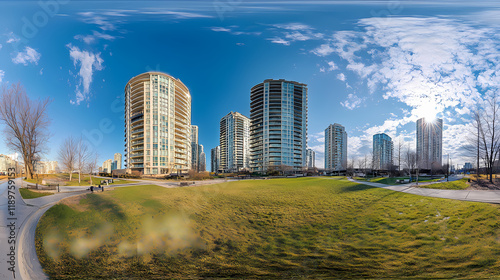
67, 44, 104, 105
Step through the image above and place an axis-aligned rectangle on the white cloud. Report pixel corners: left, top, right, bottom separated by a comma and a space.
74, 30, 116, 44
211, 27, 231, 32
39, 68, 43, 75
268, 37, 290, 45
311, 44, 334, 56
327, 61, 337, 71
270, 23, 323, 45
6, 32, 20, 44
0, 70, 4, 82
210, 26, 261, 36
78, 12, 117, 31
0, 44, 2, 50
340, 93, 364, 110
12, 46, 41, 65
309, 131, 325, 143
273, 23, 312, 31
141, 10, 213, 19
316, 16, 500, 120
67, 44, 104, 105
337, 73, 346, 81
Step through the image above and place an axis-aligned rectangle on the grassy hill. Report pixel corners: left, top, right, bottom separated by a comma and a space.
36, 177, 500, 279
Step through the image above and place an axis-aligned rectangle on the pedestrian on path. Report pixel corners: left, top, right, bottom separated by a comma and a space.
102, 185, 104, 192
90, 185, 94, 193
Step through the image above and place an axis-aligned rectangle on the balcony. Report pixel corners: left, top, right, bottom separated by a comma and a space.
131, 117, 144, 124
131, 140, 144, 146
130, 111, 144, 120
131, 146, 144, 151
131, 122, 144, 129
131, 134, 144, 140
131, 128, 144, 134
131, 153, 144, 158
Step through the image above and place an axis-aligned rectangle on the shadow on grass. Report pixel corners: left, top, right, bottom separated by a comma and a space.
86, 194, 126, 220
338, 183, 376, 193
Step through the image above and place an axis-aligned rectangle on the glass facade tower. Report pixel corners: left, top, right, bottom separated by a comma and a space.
125, 72, 191, 175
373, 133, 393, 170
416, 118, 443, 169
325, 123, 347, 171
250, 79, 308, 172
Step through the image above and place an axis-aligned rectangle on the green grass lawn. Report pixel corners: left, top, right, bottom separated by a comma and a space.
418, 178, 470, 190
24, 173, 135, 186
63, 176, 135, 186
36, 177, 500, 279
20, 188, 53, 199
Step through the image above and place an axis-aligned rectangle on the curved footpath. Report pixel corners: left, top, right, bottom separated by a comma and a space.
348, 176, 500, 204
0, 177, 233, 280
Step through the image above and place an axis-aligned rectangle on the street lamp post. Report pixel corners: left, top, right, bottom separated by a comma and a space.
447, 154, 450, 182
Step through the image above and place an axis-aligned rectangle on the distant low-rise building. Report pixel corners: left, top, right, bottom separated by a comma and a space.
114, 153, 122, 170
102, 159, 113, 174
464, 162, 473, 171
0, 154, 16, 174
34, 161, 59, 174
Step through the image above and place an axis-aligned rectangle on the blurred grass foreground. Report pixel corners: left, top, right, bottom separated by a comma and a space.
36, 177, 500, 279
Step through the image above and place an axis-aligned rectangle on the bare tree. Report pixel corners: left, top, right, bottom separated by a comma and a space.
467, 94, 500, 183
0, 83, 51, 179
395, 136, 404, 172
58, 136, 77, 182
404, 146, 418, 177
86, 151, 99, 185
346, 157, 355, 177
76, 137, 90, 183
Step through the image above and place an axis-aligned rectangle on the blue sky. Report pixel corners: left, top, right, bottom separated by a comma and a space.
0, 1, 499, 169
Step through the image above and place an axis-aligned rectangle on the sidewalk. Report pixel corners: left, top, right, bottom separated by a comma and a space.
347, 178, 500, 204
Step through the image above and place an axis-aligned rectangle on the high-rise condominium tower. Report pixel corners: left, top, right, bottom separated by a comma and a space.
220, 111, 250, 172
250, 79, 308, 172
114, 153, 122, 170
125, 72, 191, 175
211, 146, 220, 173
325, 123, 347, 171
373, 133, 393, 170
191, 125, 199, 171
306, 148, 316, 168
416, 117, 443, 169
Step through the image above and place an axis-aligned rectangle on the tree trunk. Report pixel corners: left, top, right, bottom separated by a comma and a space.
79, 171, 81, 184
69, 171, 73, 182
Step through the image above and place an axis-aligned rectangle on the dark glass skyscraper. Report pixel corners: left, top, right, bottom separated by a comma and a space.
249, 79, 308, 172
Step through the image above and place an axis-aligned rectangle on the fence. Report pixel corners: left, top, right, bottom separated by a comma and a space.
25, 183, 59, 192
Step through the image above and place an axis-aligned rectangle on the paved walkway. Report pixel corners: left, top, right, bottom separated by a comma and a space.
347, 177, 500, 204
0, 176, 235, 280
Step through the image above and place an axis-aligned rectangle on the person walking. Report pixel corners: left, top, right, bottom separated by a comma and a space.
101, 184, 104, 192
90, 185, 94, 193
